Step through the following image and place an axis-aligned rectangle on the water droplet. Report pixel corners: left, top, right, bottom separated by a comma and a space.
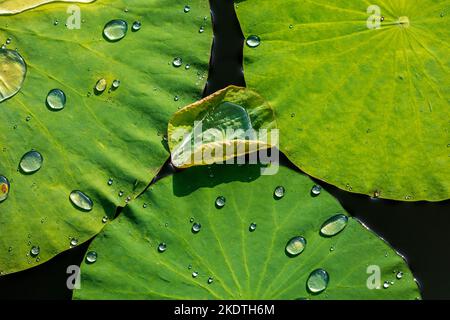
311, 185, 321, 196
383, 281, 390, 289
307, 269, 329, 294
0, 176, 10, 202
172, 57, 183, 68
6, 38, 11, 45
289, 24, 293, 29
174, 95, 179, 101
192, 271, 199, 278
184, 5, 191, 13
158, 243, 167, 253
103, 19, 128, 41
0, 49, 27, 102
132, 21, 141, 31
320, 214, 348, 237
249, 223, 257, 232
95, 78, 107, 93
215, 196, 226, 208
381, 16, 385, 22
86, 251, 97, 263
54, 20, 59, 26
143, 203, 148, 208
373, 190, 380, 198
189, 217, 194, 223
199, 26, 205, 33
329, 245, 335, 252
192, 222, 201, 233
102, 216, 108, 223
440, 12, 445, 18
25, 115, 31, 122
30, 246, 40, 257
112, 79, 121, 89
19, 150, 43, 173
107, 178, 113, 186
396, 271, 403, 280
118, 191, 124, 197
70, 238, 78, 247
46, 88, 66, 111
274, 186, 285, 199
285, 236, 307, 257
246, 35, 260, 48
188, 264, 192, 269
69, 190, 93, 211
125, 196, 131, 203
185, 64, 190, 70
207, 277, 213, 284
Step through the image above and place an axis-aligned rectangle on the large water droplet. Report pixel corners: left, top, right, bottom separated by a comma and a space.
172, 57, 183, 68
132, 21, 141, 31
274, 186, 285, 199
246, 35, 260, 48
30, 246, 40, 257
0, 49, 27, 102
285, 236, 306, 257
158, 243, 167, 253
86, 251, 97, 263
311, 185, 321, 196
69, 190, 93, 211
70, 238, 78, 247
46, 89, 66, 111
215, 196, 226, 208
103, 20, 128, 41
307, 269, 329, 294
0, 175, 10, 202
320, 214, 348, 237
95, 78, 107, 93
192, 222, 201, 233
19, 150, 43, 174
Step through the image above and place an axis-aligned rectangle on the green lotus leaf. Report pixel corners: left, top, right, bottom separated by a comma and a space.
235, 0, 450, 201
73, 165, 420, 300
0, 0, 212, 274
0, 0, 94, 15
168, 86, 277, 168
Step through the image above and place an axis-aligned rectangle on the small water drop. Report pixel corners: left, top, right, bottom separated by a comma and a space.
246, 35, 260, 48
274, 186, 285, 199
69, 190, 93, 211
189, 217, 194, 223
46, 88, 66, 111
320, 214, 348, 237
249, 223, 257, 232
192, 271, 199, 278
172, 57, 183, 68
25, 115, 31, 122
6, 38, 11, 45
215, 196, 226, 208
102, 216, 108, 223
311, 185, 321, 196
185, 64, 191, 70
207, 277, 213, 284
30, 246, 40, 257
192, 222, 202, 233
132, 21, 141, 31
396, 271, 403, 280
199, 26, 205, 33
118, 191, 124, 197
158, 242, 167, 253
174, 95, 179, 101
19, 150, 43, 173
112, 79, 121, 89
103, 20, 128, 41
307, 269, 329, 294
143, 203, 148, 208
70, 238, 78, 247
285, 236, 307, 257
107, 178, 113, 186
0, 49, 27, 102
329, 245, 335, 252
383, 281, 390, 289
0, 176, 10, 202
86, 251, 97, 263
184, 5, 191, 13
188, 264, 192, 269
53, 20, 59, 26
95, 78, 107, 93
125, 196, 131, 203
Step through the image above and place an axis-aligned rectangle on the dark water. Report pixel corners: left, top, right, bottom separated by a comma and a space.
1, 0, 449, 300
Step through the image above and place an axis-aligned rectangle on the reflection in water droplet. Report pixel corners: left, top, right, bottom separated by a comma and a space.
192, 271, 199, 278
246, 35, 261, 48
192, 223, 201, 233
207, 277, 213, 284
69, 190, 93, 211
19, 150, 43, 174
95, 78, 107, 93
172, 57, 183, 68
46, 89, 66, 110
311, 185, 321, 196
320, 214, 348, 237
184, 5, 191, 13
249, 223, 257, 232
274, 186, 285, 199
158, 243, 167, 253
285, 236, 306, 257
70, 238, 78, 247
215, 196, 226, 208
0, 175, 10, 202
86, 251, 97, 263
103, 20, 128, 41
0, 49, 25, 92
30, 246, 40, 257
132, 21, 141, 31
307, 269, 329, 293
